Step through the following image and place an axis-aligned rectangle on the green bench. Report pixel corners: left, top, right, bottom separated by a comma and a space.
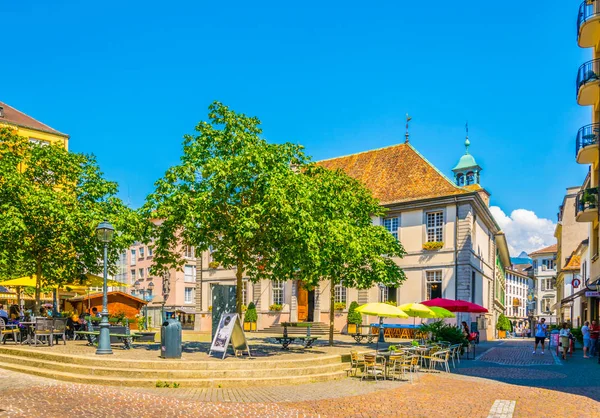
75, 330, 146, 350
274, 336, 319, 350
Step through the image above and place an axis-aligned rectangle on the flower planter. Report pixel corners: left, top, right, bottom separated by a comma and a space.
136, 332, 157, 342
498, 330, 506, 339
243, 322, 257, 332
347, 323, 359, 334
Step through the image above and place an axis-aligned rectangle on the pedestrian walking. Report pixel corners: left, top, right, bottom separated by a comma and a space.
589, 320, 599, 357
533, 318, 547, 355
582, 321, 591, 359
559, 323, 570, 360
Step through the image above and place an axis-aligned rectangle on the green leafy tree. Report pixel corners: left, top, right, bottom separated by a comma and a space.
144, 102, 310, 314
279, 165, 407, 345
496, 313, 511, 331
0, 127, 140, 309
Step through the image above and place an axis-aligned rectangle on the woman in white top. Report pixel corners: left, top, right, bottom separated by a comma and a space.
559, 323, 570, 360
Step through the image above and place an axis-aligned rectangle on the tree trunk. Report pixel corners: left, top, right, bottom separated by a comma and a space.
34, 260, 42, 314
236, 259, 243, 315
329, 279, 335, 346
194, 248, 202, 331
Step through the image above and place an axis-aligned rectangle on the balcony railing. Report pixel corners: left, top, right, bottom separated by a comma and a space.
576, 187, 599, 214
578, 0, 600, 46
576, 58, 600, 99
576, 123, 600, 156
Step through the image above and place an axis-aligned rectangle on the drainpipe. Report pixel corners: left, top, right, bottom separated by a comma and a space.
454, 199, 459, 326
454, 199, 459, 300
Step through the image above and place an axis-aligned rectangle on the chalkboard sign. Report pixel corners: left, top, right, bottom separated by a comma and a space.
208, 313, 251, 359
211, 284, 236, 340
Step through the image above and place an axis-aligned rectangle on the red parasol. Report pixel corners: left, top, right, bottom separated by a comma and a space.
421, 298, 488, 313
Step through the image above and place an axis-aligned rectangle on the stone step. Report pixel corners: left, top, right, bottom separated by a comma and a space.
0, 361, 348, 388
0, 353, 348, 379
0, 346, 344, 370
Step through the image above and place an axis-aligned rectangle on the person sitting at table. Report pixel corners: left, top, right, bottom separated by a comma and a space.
0, 304, 9, 323
66, 313, 82, 339
8, 305, 20, 320
91, 307, 101, 318
461, 321, 470, 339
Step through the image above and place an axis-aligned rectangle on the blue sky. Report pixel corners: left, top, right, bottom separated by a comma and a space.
2, 1, 590, 253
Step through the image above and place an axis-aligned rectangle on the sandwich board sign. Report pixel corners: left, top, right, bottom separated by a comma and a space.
208, 313, 251, 359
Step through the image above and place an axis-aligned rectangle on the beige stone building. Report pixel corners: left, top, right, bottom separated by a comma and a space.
555, 187, 590, 324
189, 137, 510, 341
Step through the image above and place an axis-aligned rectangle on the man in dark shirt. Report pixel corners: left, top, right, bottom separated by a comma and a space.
590, 320, 600, 357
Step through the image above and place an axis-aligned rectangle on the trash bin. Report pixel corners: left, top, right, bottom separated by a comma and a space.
161, 318, 182, 359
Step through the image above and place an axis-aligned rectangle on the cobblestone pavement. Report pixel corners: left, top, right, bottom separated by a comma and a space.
0, 339, 599, 417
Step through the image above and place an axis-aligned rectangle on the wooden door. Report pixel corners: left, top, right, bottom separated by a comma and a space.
297, 282, 308, 322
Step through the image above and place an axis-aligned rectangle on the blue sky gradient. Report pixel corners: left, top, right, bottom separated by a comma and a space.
2, 1, 590, 228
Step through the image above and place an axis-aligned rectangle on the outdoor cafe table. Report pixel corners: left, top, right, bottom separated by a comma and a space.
370, 323, 421, 339
18, 321, 36, 345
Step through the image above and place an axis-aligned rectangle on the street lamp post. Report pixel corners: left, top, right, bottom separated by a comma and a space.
96, 220, 115, 355
134, 280, 154, 330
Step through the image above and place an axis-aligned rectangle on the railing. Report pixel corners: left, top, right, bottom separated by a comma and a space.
577, 0, 600, 39
576, 123, 600, 157
576, 186, 599, 214
576, 58, 600, 98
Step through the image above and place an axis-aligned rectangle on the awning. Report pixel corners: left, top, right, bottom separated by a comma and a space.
165, 306, 196, 314
561, 287, 589, 304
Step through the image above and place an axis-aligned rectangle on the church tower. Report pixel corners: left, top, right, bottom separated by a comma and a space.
452, 126, 482, 187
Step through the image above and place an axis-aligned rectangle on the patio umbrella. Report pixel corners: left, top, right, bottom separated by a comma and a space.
355, 303, 409, 350
421, 298, 488, 313
427, 306, 455, 319
398, 302, 436, 329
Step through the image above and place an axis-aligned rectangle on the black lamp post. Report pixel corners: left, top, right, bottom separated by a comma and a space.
95, 220, 114, 355
134, 280, 154, 330
146, 281, 154, 329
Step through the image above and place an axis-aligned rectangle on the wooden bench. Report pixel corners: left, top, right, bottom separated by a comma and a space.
274, 336, 319, 350
75, 331, 145, 350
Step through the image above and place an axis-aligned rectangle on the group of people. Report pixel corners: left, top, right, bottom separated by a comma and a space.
532, 317, 600, 360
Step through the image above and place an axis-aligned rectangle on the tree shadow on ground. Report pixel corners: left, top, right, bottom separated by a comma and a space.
454, 339, 600, 402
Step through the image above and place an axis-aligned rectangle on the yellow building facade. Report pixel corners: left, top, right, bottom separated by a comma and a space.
0, 101, 69, 149
576, 3, 600, 319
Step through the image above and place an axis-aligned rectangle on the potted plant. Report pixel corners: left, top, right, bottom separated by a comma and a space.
496, 313, 511, 338
422, 241, 444, 251
334, 302, 346, 311
269, 303, 283, 312
347, 301, 362, 334
244, 302, 257, 332
208, 261, 220, 269
135, 315, 157, 342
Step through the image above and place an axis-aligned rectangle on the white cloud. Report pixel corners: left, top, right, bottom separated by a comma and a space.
490, 206, 556, 256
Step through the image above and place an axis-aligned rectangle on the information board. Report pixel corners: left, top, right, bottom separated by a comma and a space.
208, 313, 251, 359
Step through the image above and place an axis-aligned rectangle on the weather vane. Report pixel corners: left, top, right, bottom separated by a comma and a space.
405, 114, 412, 143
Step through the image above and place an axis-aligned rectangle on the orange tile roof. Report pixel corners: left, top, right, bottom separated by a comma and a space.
318, 143, 469, 204
529, 244, 558, 256
0, 101, 68, 137
563, 254, 581, 271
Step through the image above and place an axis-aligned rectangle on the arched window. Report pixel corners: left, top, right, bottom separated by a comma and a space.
466, 171, 475, 185
456, 174, 464, 186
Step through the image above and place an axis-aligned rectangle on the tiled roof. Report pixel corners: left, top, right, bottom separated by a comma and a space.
0, 101, 68, 137
528, 244, 558, 256
563, 254, 581, 271
511, 263, 532, 274
318, 143, 469, 205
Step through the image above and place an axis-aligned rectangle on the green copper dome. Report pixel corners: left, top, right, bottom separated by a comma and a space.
452, 138, 479, 170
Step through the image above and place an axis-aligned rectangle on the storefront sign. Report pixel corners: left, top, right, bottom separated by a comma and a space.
585, 291, 600, 297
